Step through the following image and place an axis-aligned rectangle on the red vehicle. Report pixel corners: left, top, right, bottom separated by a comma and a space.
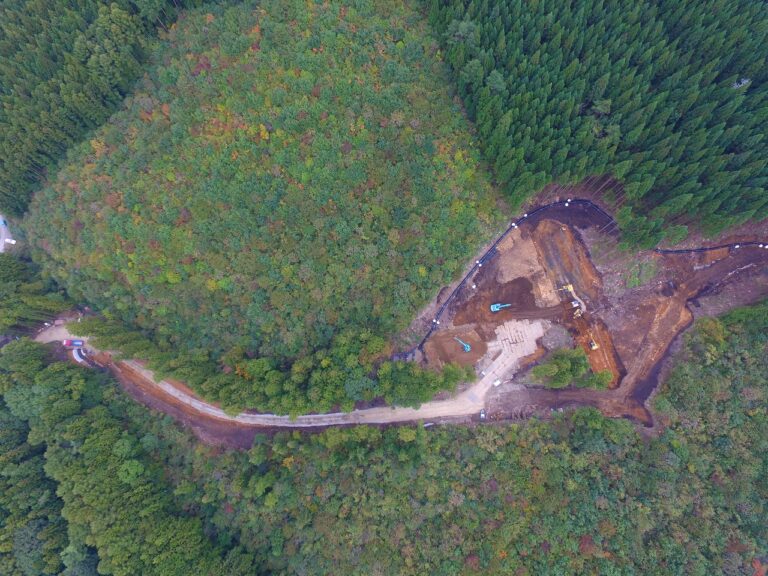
62, 339, 84, 348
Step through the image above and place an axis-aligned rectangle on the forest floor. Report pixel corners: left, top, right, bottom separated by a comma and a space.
33, 184, 768, 447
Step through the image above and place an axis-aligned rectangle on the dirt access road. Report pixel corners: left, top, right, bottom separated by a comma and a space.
36, 325, 499, 427
33, 192, 768, 446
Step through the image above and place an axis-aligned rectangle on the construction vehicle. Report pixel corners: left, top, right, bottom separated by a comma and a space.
558, 284, 587, 313
588, 339, 600, 351
490, 303, 511, 312
454, 337, 472, 352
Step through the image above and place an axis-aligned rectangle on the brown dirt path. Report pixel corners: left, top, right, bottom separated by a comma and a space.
31, 195, 768, 446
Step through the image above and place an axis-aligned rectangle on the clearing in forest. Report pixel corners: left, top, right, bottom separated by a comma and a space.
423, 179, 768, 424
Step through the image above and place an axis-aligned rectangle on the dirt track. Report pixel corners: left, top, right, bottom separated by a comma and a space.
33, 191, 768, 447
35, 329, 501, 428
454, 277, 562, 329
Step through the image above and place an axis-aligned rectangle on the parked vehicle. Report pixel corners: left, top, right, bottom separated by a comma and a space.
62, 339, 84, 348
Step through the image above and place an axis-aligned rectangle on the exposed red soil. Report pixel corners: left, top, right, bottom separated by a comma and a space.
530, 219, 603, 304
528, 219, 625, 386
92, 351, 261, 449
522, 184, 768, 423
568, 313, 624, 387
423, 328, 488, 367
424, 180, 768, 427
625, 245, 768, 404
453, 276, 562, 330
430, 212, 626, 386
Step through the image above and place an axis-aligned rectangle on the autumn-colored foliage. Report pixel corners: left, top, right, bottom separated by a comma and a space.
25, 0, 499, 412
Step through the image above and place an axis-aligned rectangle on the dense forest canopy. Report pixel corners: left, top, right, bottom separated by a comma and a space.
0, 399, 69, 575
428, 0, 768, 246
0, 0, 209, 215
3, 1, 767, 574
1, 302, 765, 574
0, 254, 68, 334
531, 347, 611, 389
0, 340, 260, 575
24, 0, 498, 412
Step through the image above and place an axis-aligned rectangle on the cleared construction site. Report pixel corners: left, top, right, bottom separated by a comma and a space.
422, 186, 768, 426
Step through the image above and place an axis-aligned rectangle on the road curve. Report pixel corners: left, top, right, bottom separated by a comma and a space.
32, 199, 768, 429
35, 324, 502, 425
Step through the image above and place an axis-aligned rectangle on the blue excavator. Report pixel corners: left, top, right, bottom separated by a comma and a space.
453, 337, 472, 352
490, 303, 511, 313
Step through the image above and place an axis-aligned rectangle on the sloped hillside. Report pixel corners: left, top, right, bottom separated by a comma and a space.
25, 0, 499, 411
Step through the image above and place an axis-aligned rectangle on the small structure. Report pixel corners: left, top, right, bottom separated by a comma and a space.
732, 77, 751, 89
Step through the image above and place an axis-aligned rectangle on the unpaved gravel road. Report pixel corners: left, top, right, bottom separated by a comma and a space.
35, 324, 501, 426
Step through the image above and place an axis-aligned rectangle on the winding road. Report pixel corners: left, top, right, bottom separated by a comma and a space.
32, 199, 768, 431
36, 324, 501, 425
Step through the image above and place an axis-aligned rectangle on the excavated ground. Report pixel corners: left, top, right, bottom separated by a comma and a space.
424, 183, 768, 426
424, 214, 626, 388
454, 277, 561, 333
424, 328, 487, 366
